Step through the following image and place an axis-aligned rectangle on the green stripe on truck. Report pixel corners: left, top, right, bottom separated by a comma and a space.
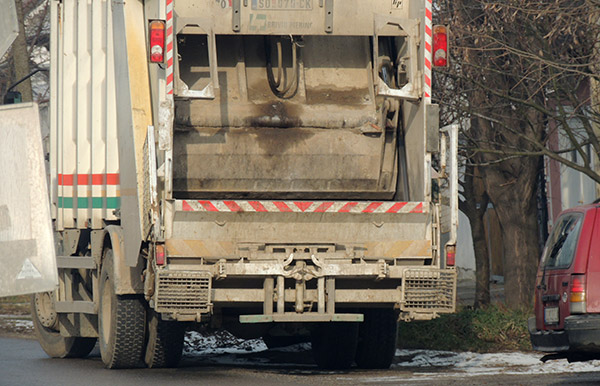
57, 197, 120, 209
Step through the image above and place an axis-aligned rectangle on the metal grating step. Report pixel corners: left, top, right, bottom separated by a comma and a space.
401, 268, 456, 313
155, 270, 212, 314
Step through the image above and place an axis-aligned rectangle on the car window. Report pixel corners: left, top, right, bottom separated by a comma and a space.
541, 213, 583, 269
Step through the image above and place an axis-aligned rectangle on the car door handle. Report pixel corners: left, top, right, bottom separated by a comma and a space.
562, 281, 569, 287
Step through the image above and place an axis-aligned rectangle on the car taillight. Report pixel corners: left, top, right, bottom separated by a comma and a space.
433, 25, 448, 67
156, 244, 166, 265
570, 274, 586, 314
446, 245, 456, 267
149, 20, 165, 63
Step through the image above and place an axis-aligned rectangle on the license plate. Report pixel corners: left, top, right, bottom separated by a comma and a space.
544, 307, 559, 325
252, 0, 313, 10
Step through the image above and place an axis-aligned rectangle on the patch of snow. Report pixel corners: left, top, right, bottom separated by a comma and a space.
184, 330, 267, 357
391, 349, 600, 378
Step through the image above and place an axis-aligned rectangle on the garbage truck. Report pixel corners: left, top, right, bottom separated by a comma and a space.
31, 0, 458, 370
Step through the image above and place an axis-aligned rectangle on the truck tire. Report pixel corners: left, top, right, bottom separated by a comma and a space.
31, 293, 97, 358
355, 308, 398, 369
145, 311, 185, 368
98, 251, 146, 369
311, 322, 359, 369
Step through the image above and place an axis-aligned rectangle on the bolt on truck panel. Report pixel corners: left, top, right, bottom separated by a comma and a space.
42, 0, 457, 369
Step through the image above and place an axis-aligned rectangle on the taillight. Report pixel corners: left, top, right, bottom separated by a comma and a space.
446, 245, 456, 267
149, 20, 165, 63
433, 25, 448, 67
156, 244, 166, 265
570, 274, 586, 314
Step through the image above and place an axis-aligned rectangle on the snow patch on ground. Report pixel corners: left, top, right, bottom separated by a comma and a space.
391, 349, 600, 378
0, 315, 34, 335
184, 330, 267, 357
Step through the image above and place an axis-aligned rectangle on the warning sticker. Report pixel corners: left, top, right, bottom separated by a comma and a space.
17, 258, 43, 280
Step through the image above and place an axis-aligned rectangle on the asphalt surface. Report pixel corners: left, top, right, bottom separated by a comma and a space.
2, 337, 600, 386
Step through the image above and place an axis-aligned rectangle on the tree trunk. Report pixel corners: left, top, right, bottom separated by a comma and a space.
482, 152, 541, 309
460, 162, 491, 308
471, 201, 490, 308
10, 0, 33, 102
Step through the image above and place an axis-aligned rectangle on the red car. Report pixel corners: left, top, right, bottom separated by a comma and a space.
529, 203, 600, 354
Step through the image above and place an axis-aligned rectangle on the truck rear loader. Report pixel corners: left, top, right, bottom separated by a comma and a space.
31, 0, 459, 369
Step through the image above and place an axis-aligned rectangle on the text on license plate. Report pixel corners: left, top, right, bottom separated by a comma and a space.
252, 0, 313, 10
544, 307, 559, 325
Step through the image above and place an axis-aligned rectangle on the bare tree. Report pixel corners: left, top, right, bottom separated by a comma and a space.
435, 0, 600, 309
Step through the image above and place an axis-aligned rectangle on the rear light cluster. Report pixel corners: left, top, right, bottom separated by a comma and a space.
446, 245, 456, 267
570, 274, 586, 314
433, 25, 448, 67
149, 20, 165, 63
156, 244, 166, 265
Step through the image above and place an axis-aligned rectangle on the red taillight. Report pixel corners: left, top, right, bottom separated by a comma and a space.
570, 274, 586, 314
433, 25, 448, 67
446, 245, 456, 267
156, 244, 166, 265
149, 20, 165, 63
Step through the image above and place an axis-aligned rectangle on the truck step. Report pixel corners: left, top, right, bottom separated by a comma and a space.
56, 256, 96, 269
55, 300, 96, 314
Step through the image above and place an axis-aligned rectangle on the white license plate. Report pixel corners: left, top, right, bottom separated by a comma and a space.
544, 307, 559, 325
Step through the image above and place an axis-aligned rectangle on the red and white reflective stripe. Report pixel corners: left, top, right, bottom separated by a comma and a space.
424, 0, 433, 101
165, 0, 174, 95
177, 200, 428, 214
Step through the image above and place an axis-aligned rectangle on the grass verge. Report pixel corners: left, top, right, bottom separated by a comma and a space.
397, 304, 532, 352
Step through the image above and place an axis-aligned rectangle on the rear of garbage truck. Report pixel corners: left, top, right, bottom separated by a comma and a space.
32, 0, 457, 370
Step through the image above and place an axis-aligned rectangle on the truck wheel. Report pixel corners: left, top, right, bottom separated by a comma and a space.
98, 251, 146, 369
355, 308, 398, 369
31, 293, 97, 358
311, 322, 359, 369
145, 311, 185, 368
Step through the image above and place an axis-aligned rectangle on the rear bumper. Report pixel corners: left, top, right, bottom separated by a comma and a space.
529, 315, 600, 352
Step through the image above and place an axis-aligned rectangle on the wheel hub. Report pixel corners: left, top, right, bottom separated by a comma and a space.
34, 292, 58, 329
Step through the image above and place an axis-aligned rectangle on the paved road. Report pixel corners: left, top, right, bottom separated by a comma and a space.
2, 337, 600, 385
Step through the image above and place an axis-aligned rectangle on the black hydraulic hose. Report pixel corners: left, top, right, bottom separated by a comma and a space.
7, 68, 48, 93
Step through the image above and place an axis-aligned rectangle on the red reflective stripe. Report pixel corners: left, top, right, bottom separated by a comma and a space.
274, 201, 292, 212
363, 202, 382, 213
386, 202, 407, 213
224, 200, 242, 212
61, 174, 74, 186
425, 41, 431, 53
315, 202, 334, 212
199, 200, 218, 212
58, 174, 119, 185
410, 203, 424, 213
426, 8, 432, 19
105, 174, 119, 185
339, 202, 358, 213
182, 200, 192, 211
424, 74, 431, 87
249, 201, 267, 212
425, 58, 431, 70
294, 202, 313, 212
425, 25, 432, 37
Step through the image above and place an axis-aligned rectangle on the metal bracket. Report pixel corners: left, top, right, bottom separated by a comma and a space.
324, 0, 333, 33
232, 0, 241, 32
